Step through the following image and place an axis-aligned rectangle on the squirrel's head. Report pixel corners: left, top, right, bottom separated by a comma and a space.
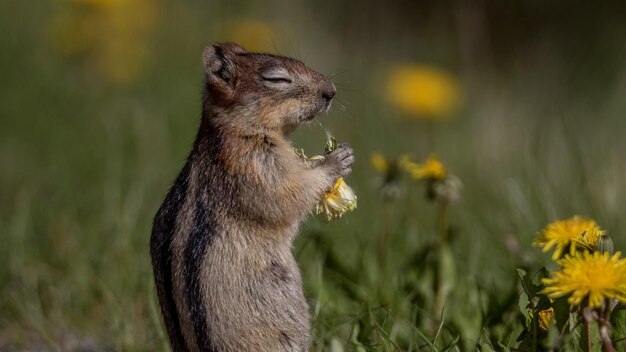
202, 42, 336, 134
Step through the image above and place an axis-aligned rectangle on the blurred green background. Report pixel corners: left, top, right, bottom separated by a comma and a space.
1, 0, 626, 350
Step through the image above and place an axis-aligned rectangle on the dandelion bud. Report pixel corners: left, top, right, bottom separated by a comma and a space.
537, 308, 555, 332
325, 135, 338, 154
596, 234, 615, 254
315, 177, 358, 221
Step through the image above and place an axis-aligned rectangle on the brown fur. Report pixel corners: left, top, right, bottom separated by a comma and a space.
150, 43, 354, 352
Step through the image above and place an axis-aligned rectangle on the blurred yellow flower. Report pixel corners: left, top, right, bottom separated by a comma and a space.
371, 153, 412, 173
370, 153, 389, 173
533, 216, 604, 260
537, 308, 555, 332
370, 153, 411, 200
50, 0, 159, 84
227, 20, 277, 53
402, 154, 447, 181
386, 65, 460, 119
542, 251, 626, 308
316, 177, 357, 221
71, 0, 117, 8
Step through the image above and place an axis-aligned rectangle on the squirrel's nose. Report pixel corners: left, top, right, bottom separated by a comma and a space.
321, 83, 336, 102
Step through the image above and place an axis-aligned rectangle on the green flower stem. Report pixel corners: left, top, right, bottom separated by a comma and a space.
582, 306, 592, 352
434, 202, 449, 316
531, 316, 537, 352
377, 200, 393, 268
437, 202, 449, 244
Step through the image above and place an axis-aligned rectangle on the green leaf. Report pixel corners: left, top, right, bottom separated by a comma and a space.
519, 293, 531, 325
437, 244, 456, 299
349, 322, 368, 352
516, 268, 535, 298
552, 296, 571, 332
545, 327, 560, 349
535, 295, 552, 310
516, 328, 528, 343
477, 341, 496, 352
610, 305, 626, 351
517, 267, 548, 300
330, 337, 344, 352
578, 314, 601, 352
531, 267, 549, 288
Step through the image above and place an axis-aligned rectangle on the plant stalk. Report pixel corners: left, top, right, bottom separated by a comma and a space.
437, 202, 449, 245
378, 201, 393, 268
599, 322, 617, 352
582, 306, 593, 352
433, 202, 449, 317
598, 302, 617, 352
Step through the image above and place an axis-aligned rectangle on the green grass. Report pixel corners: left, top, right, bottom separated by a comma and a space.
1, 1, 626, 350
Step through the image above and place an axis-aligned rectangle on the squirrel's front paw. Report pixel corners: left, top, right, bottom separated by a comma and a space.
325, 142, 354, 177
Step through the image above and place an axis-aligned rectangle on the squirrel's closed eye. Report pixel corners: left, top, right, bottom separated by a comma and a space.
262, 75, 292, 84
261, 69, 293, 84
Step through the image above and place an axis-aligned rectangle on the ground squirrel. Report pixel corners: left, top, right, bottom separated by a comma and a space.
150, 43, 354, 352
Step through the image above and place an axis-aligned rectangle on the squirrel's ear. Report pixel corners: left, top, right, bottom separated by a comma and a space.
203, 43, 247, 84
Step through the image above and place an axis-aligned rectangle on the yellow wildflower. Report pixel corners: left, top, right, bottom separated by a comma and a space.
386, 65, 460, 119
542, 251, 626, 308
71, 0, 117, 8
227, 20, 277, 53
370, 153, 389, 173
316, 177, 357, 221
574, 226, 603, 250
533, 216, 605, 260
537, 308, 555, 332
371, 153, 412, 174
370, 153, 411, 200
50, 0, 159, 84
402, 154, 447, 181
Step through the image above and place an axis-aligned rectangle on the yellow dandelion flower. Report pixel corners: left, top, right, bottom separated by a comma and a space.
402, 154, 447, 181
541, 251, 626, 308
371, 153, 412, 173
227, 20, 276, 53
574, 226, 604, 250
370, 153, 411, 200
386, 65, 460, 119
295, 136, 357, 220
50, 0, 159, 84
370, 153, 389, 173
533, 216, 605, 260
316, 178, 357, 221
70, 0, 117, 9
537, 308, 555, 332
